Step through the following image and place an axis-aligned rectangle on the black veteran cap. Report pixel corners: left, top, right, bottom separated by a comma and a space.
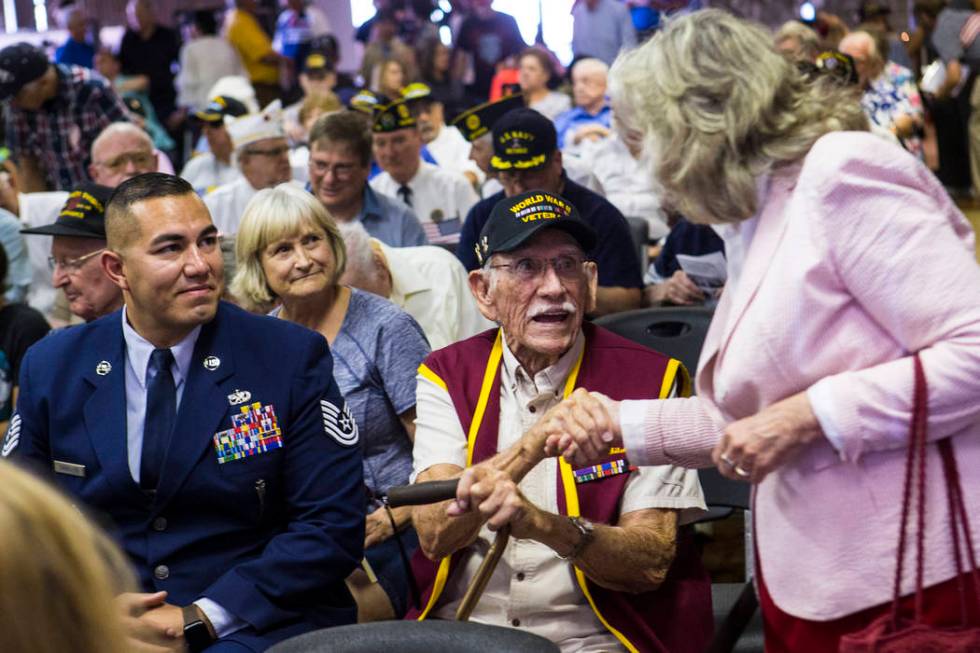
22, 182, 113, 239
452, 93, 524, 142
475, 189, 597, 264
372, 98, 417, 133
303, 52, 332, 75
401, 82, 432, 104
0, 42, 50, 102
490, 108, 556, 171
194, 95, 248, 123
349, 88, 382, 114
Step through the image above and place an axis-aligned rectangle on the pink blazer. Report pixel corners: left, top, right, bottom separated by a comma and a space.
632, 132, 980, 620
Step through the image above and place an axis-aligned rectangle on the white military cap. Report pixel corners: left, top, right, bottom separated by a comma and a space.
226, 100, 285, 150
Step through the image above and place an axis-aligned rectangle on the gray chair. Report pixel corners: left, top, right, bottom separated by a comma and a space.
267, 620, 560, 653
594, 305, 714, 382
625, 216, 649, 271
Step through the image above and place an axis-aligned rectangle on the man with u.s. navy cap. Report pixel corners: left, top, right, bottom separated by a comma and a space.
456, 108, 644, 315
4, 173, 364, 651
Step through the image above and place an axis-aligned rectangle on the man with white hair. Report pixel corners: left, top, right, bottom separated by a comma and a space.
410, 189, 711, 652
839, 30, 922, 155
9, 122, 158, 320
88, 122, 160, 188
338, 221, 493, 350
204, 101, 297, 241
554, 58, 613, 154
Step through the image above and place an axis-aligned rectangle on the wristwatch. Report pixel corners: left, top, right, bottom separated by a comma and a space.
557, 516, 595, 560
182, 604, 217, 653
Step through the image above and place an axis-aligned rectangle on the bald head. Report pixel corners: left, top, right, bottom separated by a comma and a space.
571, 58, 609, 113
90, 122, 157, 188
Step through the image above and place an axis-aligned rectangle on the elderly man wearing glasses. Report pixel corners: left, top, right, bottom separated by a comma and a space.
204, 101, 299, 247
5, 122, 158, 322
21, 182, 121, 323
409, 190, 711, 653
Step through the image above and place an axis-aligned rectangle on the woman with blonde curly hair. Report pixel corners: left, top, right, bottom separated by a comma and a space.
544, 9, 980, 651
0, 459, 135, 653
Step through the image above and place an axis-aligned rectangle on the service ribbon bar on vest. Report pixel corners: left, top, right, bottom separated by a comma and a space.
573, 458, 633, 484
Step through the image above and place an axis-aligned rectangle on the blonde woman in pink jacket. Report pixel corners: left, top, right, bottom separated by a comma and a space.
486, 9, 980, 652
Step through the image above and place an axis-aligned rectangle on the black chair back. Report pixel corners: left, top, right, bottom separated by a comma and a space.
595, 306, 714, 381
625, 216, 649, 271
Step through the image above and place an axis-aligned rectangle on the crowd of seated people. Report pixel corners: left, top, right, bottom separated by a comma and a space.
0, 1, 978, 652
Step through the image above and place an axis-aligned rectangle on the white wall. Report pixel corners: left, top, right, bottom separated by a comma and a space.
316, 0, 361, 75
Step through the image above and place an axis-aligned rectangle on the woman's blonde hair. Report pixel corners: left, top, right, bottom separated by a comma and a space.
298, 91, 343, 127
0, 460, 135, 653
231, 182, 347, 308
609, 9, 868, 224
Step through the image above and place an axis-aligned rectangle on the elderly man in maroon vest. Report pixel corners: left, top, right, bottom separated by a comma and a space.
410, 190, 713, 652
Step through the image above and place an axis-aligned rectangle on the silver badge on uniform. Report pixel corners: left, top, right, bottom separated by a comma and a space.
227, 389, 252, 406
96, 361, 112, 376
2, 414, 21, 457
320, 399, 359, 446
203, 356, 221, 371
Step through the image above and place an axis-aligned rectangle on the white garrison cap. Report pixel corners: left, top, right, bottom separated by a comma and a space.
226, 100, 285, 150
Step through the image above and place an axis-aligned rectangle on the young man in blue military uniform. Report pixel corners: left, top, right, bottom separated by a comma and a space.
3, 173, 365, 652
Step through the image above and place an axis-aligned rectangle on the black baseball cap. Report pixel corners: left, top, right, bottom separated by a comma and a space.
0, 43, 50, 102
452, 93, 524, 142
194, 95, 248, 123
303, 52, 331, 73
21, 183, 113, 239
349, 88, 381, 114
490, 108, 556, 171
475, 189, 597, 265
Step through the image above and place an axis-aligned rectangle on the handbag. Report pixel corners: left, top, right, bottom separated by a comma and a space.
839, 355, 980, 652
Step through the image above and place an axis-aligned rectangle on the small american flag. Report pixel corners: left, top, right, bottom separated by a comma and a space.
422, 217, 462, 245
961, 13, 980, 49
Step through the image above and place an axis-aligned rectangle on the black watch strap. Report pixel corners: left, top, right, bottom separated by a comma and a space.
182, 605, 217, 652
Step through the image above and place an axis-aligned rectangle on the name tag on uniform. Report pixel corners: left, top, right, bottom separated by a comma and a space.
213, 402, 284, 465
573, 458, 634, 484
53, 460, 86, 477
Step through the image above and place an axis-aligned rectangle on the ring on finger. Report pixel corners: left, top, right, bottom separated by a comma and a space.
720, 454, 735, 467
734, 465, 751, 478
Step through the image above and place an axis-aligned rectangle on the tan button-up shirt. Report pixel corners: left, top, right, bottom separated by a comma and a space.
413, 332, 705, 652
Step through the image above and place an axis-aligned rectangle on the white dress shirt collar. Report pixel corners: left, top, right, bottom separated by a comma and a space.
121, 305, 202, 391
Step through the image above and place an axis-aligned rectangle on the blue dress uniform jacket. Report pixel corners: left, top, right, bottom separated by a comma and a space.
5, 302, 365, 651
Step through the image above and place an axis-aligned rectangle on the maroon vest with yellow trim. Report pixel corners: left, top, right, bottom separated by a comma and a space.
407, 323, 713, 653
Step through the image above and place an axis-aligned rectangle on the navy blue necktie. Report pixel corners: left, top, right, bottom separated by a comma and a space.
141, 348, 176, 491
397, 185, 413, 207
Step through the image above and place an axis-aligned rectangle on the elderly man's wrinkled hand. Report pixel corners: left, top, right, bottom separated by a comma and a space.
447, 465, 539, 537
540, 389, 622, 467
711, 392, 824, 483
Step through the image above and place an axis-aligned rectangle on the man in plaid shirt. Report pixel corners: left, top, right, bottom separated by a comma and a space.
0, 43, 129, 191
